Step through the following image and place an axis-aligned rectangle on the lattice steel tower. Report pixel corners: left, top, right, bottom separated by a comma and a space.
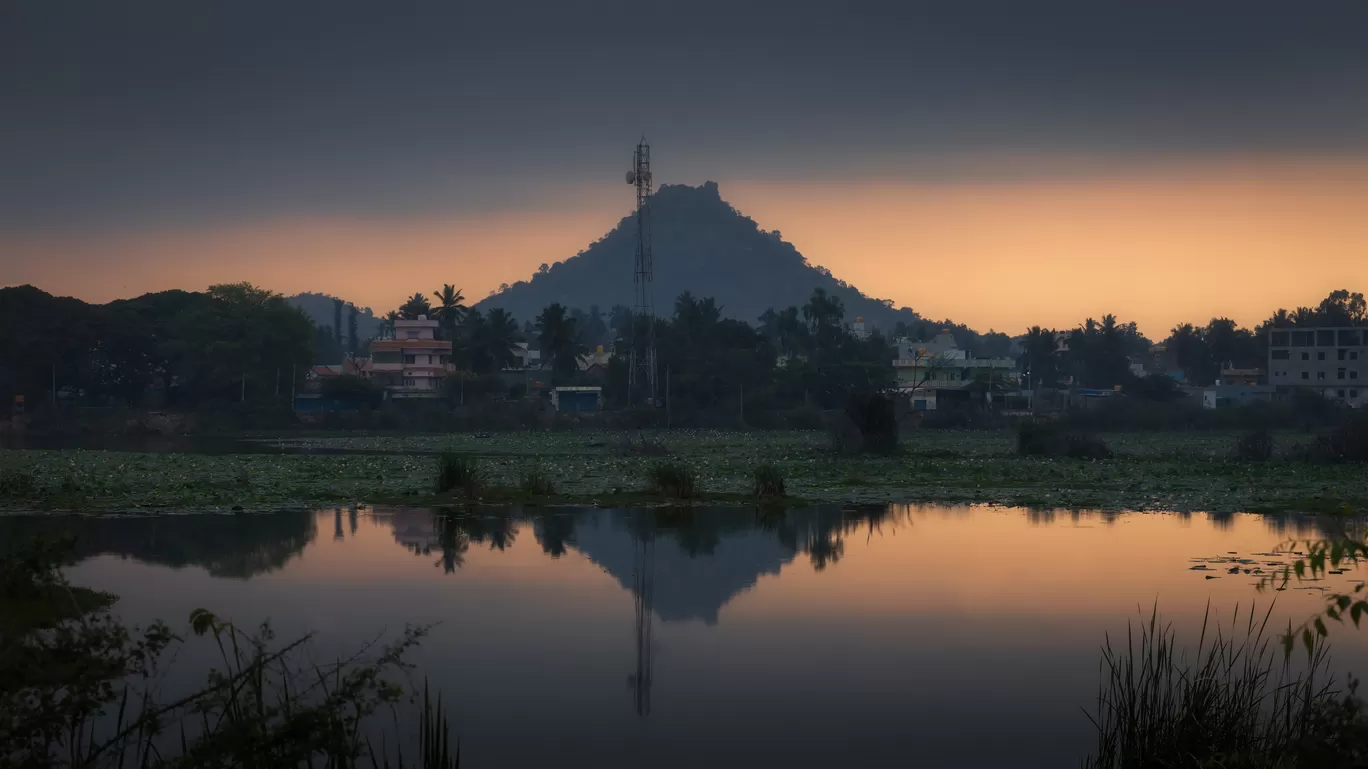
626, 139, 657, 406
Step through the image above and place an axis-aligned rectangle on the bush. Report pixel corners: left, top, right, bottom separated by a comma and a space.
830, 393, 899, 455
1293, 415, 1368, 463
1235, 428, 1275, 461
1066, 433, 1114, 460
1017, 418, 1064, 456
435, 451, 482, 496
752, 464, 786, 498
519, 468, 556, 496
1018, 418, 1111, 459
1083, 605, 1368, 769
647, 461, 697, 498
1325, 415, 1368, 462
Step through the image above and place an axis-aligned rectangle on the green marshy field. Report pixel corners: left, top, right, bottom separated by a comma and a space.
1, 429, 1365, 514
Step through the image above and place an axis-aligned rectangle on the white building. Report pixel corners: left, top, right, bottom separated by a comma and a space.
892, 331, 1017, 411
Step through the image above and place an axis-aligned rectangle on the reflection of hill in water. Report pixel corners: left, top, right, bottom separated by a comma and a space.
0, 510, 317, 578
372, 505, 908, 625
571, 510, 796, 625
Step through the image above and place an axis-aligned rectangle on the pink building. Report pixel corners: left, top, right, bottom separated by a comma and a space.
367, 316, 453, 398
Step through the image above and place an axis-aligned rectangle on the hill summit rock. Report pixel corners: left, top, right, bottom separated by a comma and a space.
476, 181, 921, 330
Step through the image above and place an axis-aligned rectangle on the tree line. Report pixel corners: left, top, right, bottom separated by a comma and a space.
3, 281, 1361, 415
1, 283, 313, 409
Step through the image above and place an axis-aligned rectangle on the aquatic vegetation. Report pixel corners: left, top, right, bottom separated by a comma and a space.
436, 452, 482, 496
519, 468, 556, 496
752, 464, 785, 498
1084, 604, 1368, 768
1, 429, 1365, 514
647, 461, 697, 499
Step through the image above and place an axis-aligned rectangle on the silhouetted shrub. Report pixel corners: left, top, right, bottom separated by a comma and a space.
436, 452, 482, 496
831, 393, 899, 455
1018, 418, 1111, 459
1017, 418, 1065, 456
519, 468, 555, 496
1297, 415, 1368, 463
647, 462, 697, 498
752, 464, 786, 498
1234, 429, 1275, 461
1066, 434, 1114, 460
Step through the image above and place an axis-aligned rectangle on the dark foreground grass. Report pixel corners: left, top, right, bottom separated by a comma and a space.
1083, 603, 1368, 768
1, 540, 458, 769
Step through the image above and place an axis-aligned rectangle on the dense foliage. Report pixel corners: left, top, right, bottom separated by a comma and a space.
0, 283, 314, 409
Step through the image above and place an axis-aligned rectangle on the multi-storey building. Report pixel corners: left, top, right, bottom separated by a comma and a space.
1267, 327, 1365, 407
367, 316, 453, 399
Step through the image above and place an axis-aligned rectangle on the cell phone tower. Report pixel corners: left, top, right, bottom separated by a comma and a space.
625, 139, 657, 407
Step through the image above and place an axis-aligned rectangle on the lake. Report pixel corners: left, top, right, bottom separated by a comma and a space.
7, 504, 1367, 768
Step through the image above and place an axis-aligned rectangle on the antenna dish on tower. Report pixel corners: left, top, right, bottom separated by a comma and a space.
626, 170, 636, 185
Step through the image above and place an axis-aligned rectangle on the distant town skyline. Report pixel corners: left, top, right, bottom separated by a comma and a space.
4, 1, 1367, 338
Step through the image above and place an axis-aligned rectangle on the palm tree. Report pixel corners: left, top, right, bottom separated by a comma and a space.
482, 308, 521, 372
398, 293, 432, 320
536, 303, 587, 382
432, 284, 467, 339
382, 310, 399, 336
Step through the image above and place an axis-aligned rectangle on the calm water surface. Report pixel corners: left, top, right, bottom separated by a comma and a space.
7, 505, 1367, 768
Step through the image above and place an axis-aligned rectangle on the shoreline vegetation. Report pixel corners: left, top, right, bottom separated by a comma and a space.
2, 428, 1366, 516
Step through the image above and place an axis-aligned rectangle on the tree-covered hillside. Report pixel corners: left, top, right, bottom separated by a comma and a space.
475, 181, 924, 332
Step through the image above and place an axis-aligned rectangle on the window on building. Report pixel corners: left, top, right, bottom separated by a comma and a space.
403, 378, 416, 387
1339, 368, 1347, 379
1301, 352, 1310, 361
1270, 331, 1290, 347
1271, 349, 1290, 360
1339, 330, 1362, 346
1353, 371, 1360, 380
1317, 330, 1336, 346
1338, 390, 1346, 398
1339, 349, 1349, 361
1317, 371, 1326, 380
1352, 390, 1360, 398
1301, 372, 1309, 380
1352, 352, 1360, 360
1291, 330, 1315, 346
1317, 351, 1326, 361
403, 355, 416, 364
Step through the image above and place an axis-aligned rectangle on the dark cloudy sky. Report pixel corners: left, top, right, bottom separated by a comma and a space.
4, 0, 1368, 333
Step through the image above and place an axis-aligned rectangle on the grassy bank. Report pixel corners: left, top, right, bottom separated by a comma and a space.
1, 429, 1364, 514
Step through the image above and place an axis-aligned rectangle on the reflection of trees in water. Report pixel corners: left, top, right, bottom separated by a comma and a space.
531, 512, 577, 558
382, 505, 911, 576
0, 510, 316, 578
385, 508, 522, 573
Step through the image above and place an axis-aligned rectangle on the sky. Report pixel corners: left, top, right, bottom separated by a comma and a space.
3, 0, 1367, 337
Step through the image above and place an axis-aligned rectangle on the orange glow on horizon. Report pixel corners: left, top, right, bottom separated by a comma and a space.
4, 155, 1367, 337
